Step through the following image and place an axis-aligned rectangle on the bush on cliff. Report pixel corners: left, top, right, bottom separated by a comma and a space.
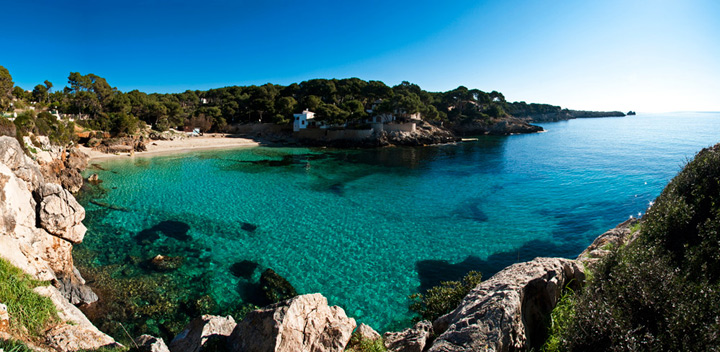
409, 270, 482, 322
550, 144, 720, 351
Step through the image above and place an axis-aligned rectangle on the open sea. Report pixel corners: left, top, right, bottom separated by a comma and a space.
76, 112, 720, 337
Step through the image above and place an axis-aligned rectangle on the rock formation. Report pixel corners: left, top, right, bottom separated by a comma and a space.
229, 293, 356, 352
0, 136, 115, 350
34, 285, 116, 351
136, 335, 171, 352
384, 320, 434, 352
427, 258, 584, 352
169, 315, 237, 352
356, 323, 381, 341
451, 117, 544, 136
577, 218, 639, 267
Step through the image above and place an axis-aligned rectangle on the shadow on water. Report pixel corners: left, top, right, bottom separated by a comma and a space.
415, 239, 568, 293
135, 220, 192, 244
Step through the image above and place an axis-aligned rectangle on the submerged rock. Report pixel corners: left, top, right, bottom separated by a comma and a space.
136, 220, 192, 243
229, 293, 356, 352
241, 222, 258, 232
144, 254, 185, 272
428, 257, 584, 352
230, 260, 259, 279
259, 268, 297, 305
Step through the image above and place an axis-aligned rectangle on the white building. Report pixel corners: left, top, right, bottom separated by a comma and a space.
293, 109, 315, 132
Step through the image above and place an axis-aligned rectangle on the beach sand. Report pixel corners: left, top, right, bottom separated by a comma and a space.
80, 133, 260, 161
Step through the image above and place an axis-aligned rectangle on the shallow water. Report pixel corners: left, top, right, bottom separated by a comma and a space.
76, 112, 720, 336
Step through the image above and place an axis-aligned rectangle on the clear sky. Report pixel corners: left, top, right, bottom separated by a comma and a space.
1, 0, 718, 112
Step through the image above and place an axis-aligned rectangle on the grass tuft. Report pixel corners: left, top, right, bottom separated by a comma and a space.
0, 257, 57, 336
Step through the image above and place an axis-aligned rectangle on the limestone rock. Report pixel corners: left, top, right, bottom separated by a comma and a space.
0, 136, 43, 191
229, 293, 356, 352
57, 275, 99, 305
384, 320, 433, 352
428, 257, 584, 352
35, 285, 117, 351
136, 335, 170, 352
37, 182, 87, 243
169, 315, 236, 352
357, 323, 381, 341
577, 218, 639, 267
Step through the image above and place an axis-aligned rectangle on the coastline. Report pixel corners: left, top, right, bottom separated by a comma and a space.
79, 133, 260, 161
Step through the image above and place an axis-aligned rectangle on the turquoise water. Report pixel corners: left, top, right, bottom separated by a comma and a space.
77, 112, 720, 334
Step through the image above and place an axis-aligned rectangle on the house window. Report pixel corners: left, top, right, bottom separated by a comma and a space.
302, 120, 305, 125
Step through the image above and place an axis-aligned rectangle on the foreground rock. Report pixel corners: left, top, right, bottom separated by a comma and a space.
357, 323, 381, 341
35, 286, 117, 351
0, 136, 113, 349
169, 315, 236, 352
428, 257, 584, 352
136, 335, 170, 352
384, 320, 434, 352
229, 293, 356, 352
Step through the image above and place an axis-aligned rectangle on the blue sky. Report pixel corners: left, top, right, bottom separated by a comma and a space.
2, 0, 718, 112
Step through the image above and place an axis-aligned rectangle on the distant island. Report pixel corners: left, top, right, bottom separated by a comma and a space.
0, 67, 625, 150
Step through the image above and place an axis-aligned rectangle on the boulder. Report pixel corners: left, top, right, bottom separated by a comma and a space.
57, 275, 99, 305
384, 320, 433, 352
136, 335, 170, 352
428, 258, 584, 352
229, 293, 356, 352
259, 268, 297, 305
35, 285, 117, 351
357, 323, 381, 341
169, 315, 237, 352
37, 182, 87, 243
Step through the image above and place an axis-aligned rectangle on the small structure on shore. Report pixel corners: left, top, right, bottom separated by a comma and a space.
293, 109, 316, 132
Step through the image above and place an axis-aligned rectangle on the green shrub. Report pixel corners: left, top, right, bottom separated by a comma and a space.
345, 332, 387, 352
409, 270, 481, 322
541, 288, 577, 352
555, 144, 720, 351
0, 257, 57, 335
0, 116, 15, 137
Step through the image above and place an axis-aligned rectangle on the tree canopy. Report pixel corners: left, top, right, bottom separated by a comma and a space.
4, 67, 563, 135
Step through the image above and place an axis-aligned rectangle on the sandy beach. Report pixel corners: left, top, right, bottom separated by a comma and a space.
80, 133, 260, 161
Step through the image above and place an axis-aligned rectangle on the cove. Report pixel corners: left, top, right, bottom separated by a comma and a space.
75, 112, 720, 339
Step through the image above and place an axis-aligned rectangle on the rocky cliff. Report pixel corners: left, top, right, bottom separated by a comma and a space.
0, 136, 116, 350
518, 109, 625, 123
450, 117, 544, 136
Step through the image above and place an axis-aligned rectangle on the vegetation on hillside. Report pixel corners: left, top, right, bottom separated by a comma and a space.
1, 65, 561, 136
409, 270, 482, 322
543, 143, 720, 351
0, 257, 57, 345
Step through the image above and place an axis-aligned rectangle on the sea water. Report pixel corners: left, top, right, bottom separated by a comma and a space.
76, 112, 720, 336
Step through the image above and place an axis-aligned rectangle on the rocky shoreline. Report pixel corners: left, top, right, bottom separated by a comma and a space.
0, 132, 642, 352
518, 109, 626, 123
